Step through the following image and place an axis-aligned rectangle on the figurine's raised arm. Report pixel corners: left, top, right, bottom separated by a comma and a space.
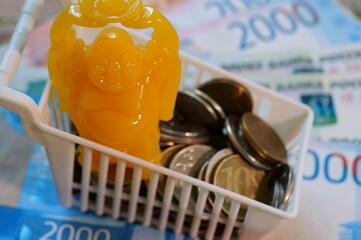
77, 0, 181, 120
48, 0, 182, 179
48, 4, 107, 112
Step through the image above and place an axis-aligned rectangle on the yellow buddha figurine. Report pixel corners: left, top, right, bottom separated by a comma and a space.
48, 0, 181, 179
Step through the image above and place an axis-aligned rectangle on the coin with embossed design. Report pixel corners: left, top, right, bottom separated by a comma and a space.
156, 144, 186, 198
168, 144, 216, 201
210, 154, 267, 220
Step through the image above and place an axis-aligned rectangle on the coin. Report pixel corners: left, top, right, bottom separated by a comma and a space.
241, 112, 288, 165
176, 90, 220, 130
160, 131, 210, 145
197, 161, 208, 181
266, 163, 295, 210
156, 144, 186, 198
204, 148, 233, 184
159, 109, 210, 145
280, 164, 295, 210
209, 154, 267, 221
198, 78, 253, 116
159, 140, 177, 149
159, 110, 209, 138
208, 132, 229, 150
168, 144, 216, 202
267, 179, 283, 208
202, 148, 233, 212
192, 89, 226, 125
225, 115, 275, 171
273, 163, 295, 210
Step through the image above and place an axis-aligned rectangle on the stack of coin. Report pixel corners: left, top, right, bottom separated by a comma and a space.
225, 113, 288, 171
157, 78, 295, 217
159, 110, 210, 148
160, 78, 253, 149
69, 77, 296, 237
199, 149, 268, 221
158, 145, 289, 222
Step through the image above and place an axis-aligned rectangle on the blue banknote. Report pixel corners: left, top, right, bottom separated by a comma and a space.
264, 141, 361, 240
163, 0, 361, 56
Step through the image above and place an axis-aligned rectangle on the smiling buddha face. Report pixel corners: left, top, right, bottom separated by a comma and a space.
87, 27, 144, 92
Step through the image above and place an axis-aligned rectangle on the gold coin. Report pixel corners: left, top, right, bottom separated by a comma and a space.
210, 154, 267, 220
241, 112, 287, 164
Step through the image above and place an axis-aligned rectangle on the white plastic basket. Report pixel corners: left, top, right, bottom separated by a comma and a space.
0, 0, 314, 239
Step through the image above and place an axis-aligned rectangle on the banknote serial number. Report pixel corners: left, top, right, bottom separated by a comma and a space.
39, 221, 111, 240
227, 1, 319, 50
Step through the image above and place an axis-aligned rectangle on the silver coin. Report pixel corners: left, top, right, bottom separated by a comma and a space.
168, 144, 216, 203
191, 160, 210, 211
197, 161, 208, 181
159, 140, 177, 149
176, 90, 220, 130
269, 180, 282, 208
161, 144, 186, 167
169, 144, 216, 186
159, 113, 209, 138
266, 163, 294, 210
157, 145, 186, 198
198, 78, 253, 116
225, 115, 275, 171
276, 181, 286, 209
278, 164, 295, 210
201, 148, 233, 213
160, 132, 210, 145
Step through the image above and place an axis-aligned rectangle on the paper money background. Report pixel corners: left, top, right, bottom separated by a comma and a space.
0, 0, 361, 239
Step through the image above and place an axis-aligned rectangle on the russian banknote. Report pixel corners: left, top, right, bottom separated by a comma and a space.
143, 0, 190, 10
163, 0, 361, 57
263, 141, 361, 240
245, 73, 361, 144
206, 42, 361, 75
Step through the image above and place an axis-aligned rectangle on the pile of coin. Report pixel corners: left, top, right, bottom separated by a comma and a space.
159, 78, 295, 220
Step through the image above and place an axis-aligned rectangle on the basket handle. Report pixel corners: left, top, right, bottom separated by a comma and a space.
0, 0, 45, 123
0, 0, 44, 86
0, 87, 41, 124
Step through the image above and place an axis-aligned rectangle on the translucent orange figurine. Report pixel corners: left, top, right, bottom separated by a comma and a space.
48, 0, 181, 179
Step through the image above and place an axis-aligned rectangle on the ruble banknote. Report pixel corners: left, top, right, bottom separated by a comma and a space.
245, 73, 361, 144
163, 0, 361, 57
262, 141, 361, 240
207, 42, 361, 75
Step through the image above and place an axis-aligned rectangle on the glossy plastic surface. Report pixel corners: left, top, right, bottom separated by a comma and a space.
48, 0, 181, 178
